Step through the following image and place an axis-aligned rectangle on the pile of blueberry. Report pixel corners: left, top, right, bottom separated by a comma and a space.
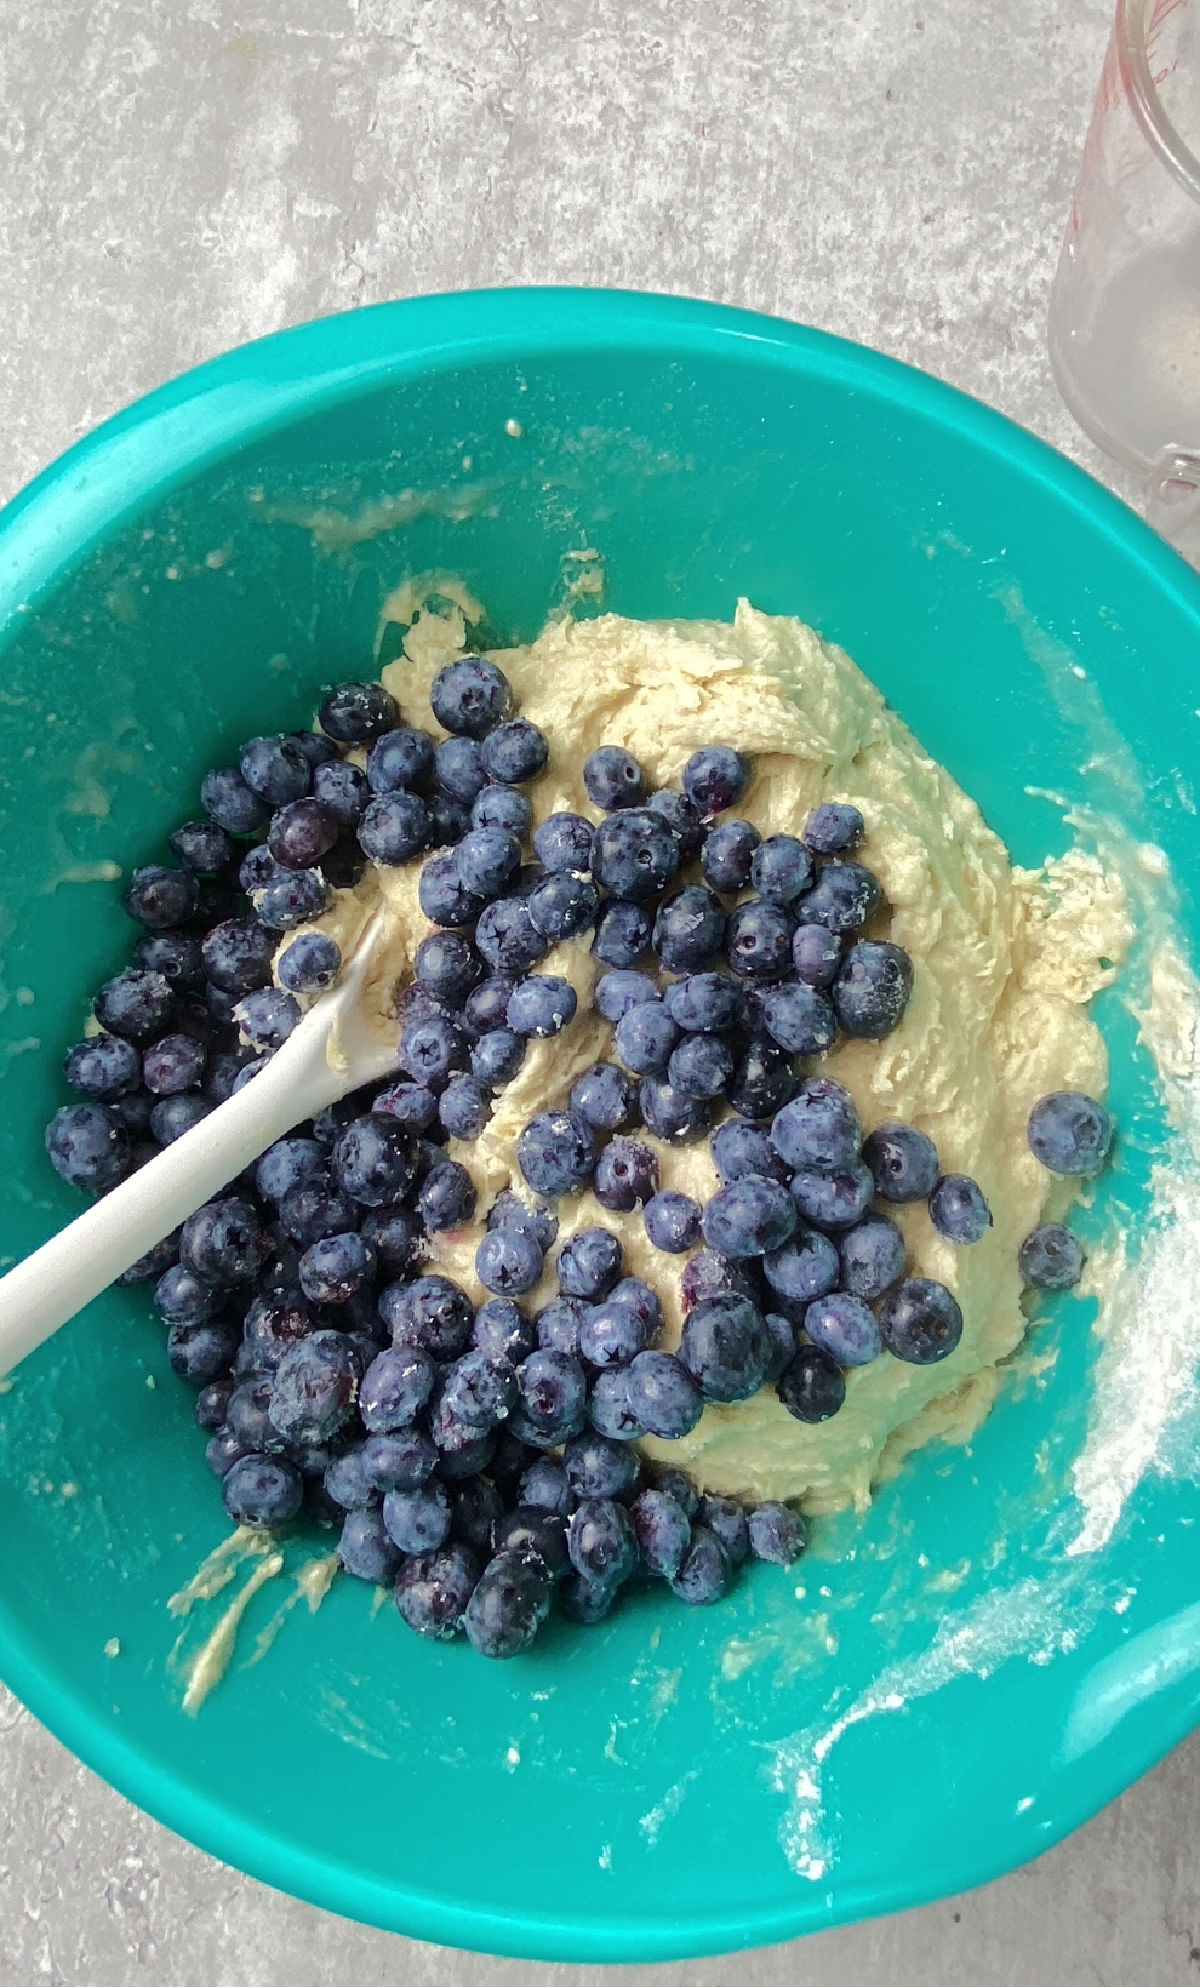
43, 646, 1113, 1661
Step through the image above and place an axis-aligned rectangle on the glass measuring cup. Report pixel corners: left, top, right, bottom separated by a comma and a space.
1049, 0, 1200, 555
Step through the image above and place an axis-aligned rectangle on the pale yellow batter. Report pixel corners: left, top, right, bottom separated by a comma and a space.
287, 599, 1130, 1513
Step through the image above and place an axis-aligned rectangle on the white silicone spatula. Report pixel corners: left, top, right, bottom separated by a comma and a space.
0, 914, 399, 1380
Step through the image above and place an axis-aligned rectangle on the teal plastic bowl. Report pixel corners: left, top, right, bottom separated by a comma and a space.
1, 289, 1199, 1963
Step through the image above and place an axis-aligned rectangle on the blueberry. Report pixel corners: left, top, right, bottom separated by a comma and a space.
450, 828, 518, 903
382, 1274, 474, 1358
703, 1174, 797, 1259
238, 843, 280, 895
339, 1508, 402, 1583
352, 1346, 432, 1434
682, 746, 751, 818
133, 932, 206, 990
222, 1454, 303, 1528
643, 1190, 702, 1254
201, 918, 275, 994
360, 1204, 422, 1273
771, 1079, 861, 1172
64, 1033, 140, 1102
790, 1163, 873, 1231
761, 1308, 798, 1382
578, 1296, 651, 1369
804, 802, 864, 855
613, 999, 676, 1077
833, 939, 914, 1040
150, 1095, 212, 1143
763, 1227, 841, 1307
1027, 1091, 1113, 1176
520, 1457, 574, 1516
240, 733, 311, 806
669, 1525, 730, 1603
588, 1367, 646, 1441
278, 931, 341, 994
118, 1231, 181, 1288
424, 788, 473, 847
567, 1497, 638, 1588
380, 1482, 452, 1555
94, 967, 175, 1042
776, 1345, 847, 1421
364, 727, 434, 794
231, 1053, 275, 1094
507, 974, 578, 1039
863, 1121, 939, 1202
560, 1573, 619, 1624
234, 989, 301, 1049
593, 1136, 658, 1212
225, 1377, 281, 1452
711, 1120, 788, 1183
417, 852, 484, 930
280, 1178, 361, 1246
140, 1032, 205, 1097
556, 1226, 623, 1301
629, 1488, 691, 1579
440, 1350, 519, 1429
535, 1295, 586, 1354
534, 811, 594, 872
194, 1378, 233, 1431
582, 745, 645, 811
569, 1061, 639, 1134
418, 1159, 477, 1231
839, 1215, 905, 1298
323, 1445, 375, 1511
318, 680, 398, 745
267, 797, 339, 870
362, 1427, 439, 1492
593, 970, 658, 1024
641, 1078, 713, 1144
201, 765, 269, 836
293, 730, 340, 770
517, 1349, 588, 1434
110, 1092, 155, 1142
122, 863, 198, 932
701, 818, 760, 893
625, 1350, 703, 1438
428, 739, 484, 809
312, 759, 369, 828
652, 888, 726, 976
803, 862, 882, 933
471, 784, 532, 837
154, 1262, 220, 1326
206, 1430, 252, 1479
354, 791, 427, 867
698, 1493, 749, 1567
750, 835, 814, 906
475, 1226, 544, 1297
929, 1174, 993, 1244
242, 1295, 315, 1369
679, 1294, 769, 1402
487, 1189, 558, 1251
1018, 1222, 1086, 1290
450, 1478, 505, 1553
591, 900, 653, 967
264, 1328, 359, 1445
463, 1547, 552, 1658
479, 719, 549, 784
679, 1247, 760, 1313
526, 872, 600, 941
806, 1291, 884, 1366
758, 981, 838, 1057
561, 1432, 638, 1504
792, 922, 843, 989
259, 868, 333, 932
463, 974, 519, 1034
439, 1066, 493, 1136
401, 1012, 468, 1090
255, 1137, 325, 1207
727, 899, 797, 982
590, 808, 681, 902
180, 1197, 268, 1285
475, 897, 548, 974
517, 1109, 595, 1197
666, 1033, 734, 1100
491, 1506, 570, 1579
648, 788, 704, 856
396, 1542, 481, 1641
664, 972, 744, 1034
653, 1466, 700, 1518
748, 1503, 808, 1564
298, 1232, 375, 1305
333, 1115, 418, 1207
879, 1277, 963, 1364
169, 818, 235, 874
430, 657, 513, 739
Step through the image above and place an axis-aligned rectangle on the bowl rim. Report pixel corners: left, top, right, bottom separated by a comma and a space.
3, 285, 1200, 1963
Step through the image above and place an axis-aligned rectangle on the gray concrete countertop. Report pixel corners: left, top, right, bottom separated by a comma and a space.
0, 1, 1191, 1981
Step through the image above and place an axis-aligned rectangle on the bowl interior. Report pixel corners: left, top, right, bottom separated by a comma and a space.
1, 293, 1199, 1961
